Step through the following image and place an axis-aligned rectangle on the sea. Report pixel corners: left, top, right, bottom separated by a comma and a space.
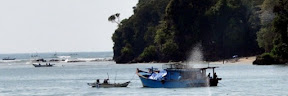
0, 52, 288, 96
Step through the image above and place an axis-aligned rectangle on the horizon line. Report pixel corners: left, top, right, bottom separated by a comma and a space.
0, 51, 113, 54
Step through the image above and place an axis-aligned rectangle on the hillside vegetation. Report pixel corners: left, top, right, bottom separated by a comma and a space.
111, 0, 287, 64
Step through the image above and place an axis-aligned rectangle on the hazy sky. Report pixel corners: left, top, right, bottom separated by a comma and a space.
0, 0, 138, 54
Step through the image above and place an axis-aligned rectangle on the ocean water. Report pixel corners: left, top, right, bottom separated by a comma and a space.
0, 52, 113, 59
0, 52, 113, 63
1, 60, 288, 96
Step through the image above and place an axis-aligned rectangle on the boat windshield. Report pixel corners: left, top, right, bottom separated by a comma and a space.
163, 63, 188, 69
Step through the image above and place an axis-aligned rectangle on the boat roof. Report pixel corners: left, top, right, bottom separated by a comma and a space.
200, 67, 219, 70
163, 63, 219, 70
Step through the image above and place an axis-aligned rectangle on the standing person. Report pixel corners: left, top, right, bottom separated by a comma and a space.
213, 73, 218, 79
208, 73, 211, 79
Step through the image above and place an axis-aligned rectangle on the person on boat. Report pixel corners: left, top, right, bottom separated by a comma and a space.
148, 68, 153, 73
208, 73, 212, 79
213, 73, 218, 79
104, 79, 109, 84
48, 63, 50, 65
96, 79, 100, 84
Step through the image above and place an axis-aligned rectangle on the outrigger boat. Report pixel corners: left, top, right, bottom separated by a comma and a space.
87, 79, 130, 88
136, 63, 222, 88
32, 63, 55, 67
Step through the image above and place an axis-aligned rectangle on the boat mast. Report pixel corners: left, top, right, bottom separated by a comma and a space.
114, 71, 117, 84
107, 73, 109, 80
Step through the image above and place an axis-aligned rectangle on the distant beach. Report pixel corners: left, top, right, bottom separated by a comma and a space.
209, 56, 256, 64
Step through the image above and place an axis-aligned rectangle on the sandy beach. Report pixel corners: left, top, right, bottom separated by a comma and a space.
209, 56, 256, 64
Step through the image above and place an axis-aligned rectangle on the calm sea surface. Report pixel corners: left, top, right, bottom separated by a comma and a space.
1, 61, 288, 96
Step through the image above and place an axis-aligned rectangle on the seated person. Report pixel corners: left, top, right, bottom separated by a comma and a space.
103, 79, 109, 84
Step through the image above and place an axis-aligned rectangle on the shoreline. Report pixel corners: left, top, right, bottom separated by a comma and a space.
126, 56, 256, 65
209, 56, 256, 64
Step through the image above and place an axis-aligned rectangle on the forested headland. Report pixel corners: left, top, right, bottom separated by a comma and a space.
110, 0, 288, 64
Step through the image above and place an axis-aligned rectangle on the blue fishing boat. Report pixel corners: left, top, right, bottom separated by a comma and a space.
136, 63, 221, 88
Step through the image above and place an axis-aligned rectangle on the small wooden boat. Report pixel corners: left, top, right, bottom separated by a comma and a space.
32, 63, 55, 67
87, 79, 130, 88
2, 57, 16, 60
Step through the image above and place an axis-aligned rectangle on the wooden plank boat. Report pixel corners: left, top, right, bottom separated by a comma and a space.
32, 63, 55, 67
87, 80, 130, 88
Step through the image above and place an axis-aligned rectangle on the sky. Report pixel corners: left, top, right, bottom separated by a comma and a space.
0, 0, 138, 54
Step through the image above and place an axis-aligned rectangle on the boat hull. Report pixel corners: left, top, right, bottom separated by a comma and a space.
2, 58, 16, 60
139, 76, 209, 88
87, 81, 130, 88
32, 64, 54, 67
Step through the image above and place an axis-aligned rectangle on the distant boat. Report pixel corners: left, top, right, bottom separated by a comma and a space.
49, 52, 61, 62
32, 63, 55, 67
26, 58, 47, 64
2, 57, 16, 60
34, 58, 46, 62
136, 63, 222, 88
87, 79, 130, 88
49, 59, 60, 62
26, 53, 47, 64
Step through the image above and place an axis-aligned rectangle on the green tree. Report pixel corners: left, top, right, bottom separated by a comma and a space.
108, 13, 121, 25
271, 0, 288, 60
256, 25, 275, 52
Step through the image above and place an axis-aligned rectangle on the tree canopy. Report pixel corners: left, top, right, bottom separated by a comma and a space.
110, 0, 287, 64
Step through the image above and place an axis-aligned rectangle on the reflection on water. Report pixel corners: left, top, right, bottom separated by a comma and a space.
0, 62, 288, 95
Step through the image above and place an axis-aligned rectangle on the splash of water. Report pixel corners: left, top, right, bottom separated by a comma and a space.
186, 43, 210, 87
187, 43, 205, 68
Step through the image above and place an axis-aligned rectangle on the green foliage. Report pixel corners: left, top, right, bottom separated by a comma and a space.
271, 0, 288, 60
121, 44, 133, 55
116, 43, 134, 63
253, 52, 275, 65
161, 40, 178, 56
272, 43, 288, 58
204, 0, 260, 59
111, 0, 269, 63
138, 45, 157, 62
262, 0, 277, 10
261, 52, 275, 58
111, 0, 170, 63
108, 13, 121, 25
254, 0, 288, 64
256, 25, 275, 52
